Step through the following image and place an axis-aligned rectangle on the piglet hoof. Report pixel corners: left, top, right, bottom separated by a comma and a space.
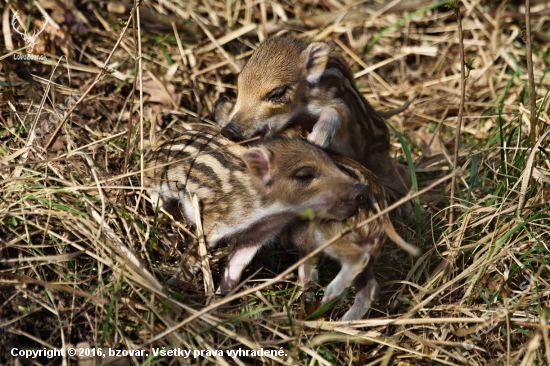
213, 96, 229, 114
212, 96, 234, 124
307, 107, 339, 148
307, 131, 330, 148
340, 279, 380, 321
321, 294, 333, 305
215, 278, 236, 296
340, 307, 363, 322
304, 289, 315, 303
322, 285, 346, 305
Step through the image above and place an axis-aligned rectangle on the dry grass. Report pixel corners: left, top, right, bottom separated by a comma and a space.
1, 0, 550, 365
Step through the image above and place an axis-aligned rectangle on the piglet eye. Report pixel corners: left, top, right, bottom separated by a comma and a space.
294, 167, 316, 182
266, 86, 287, 102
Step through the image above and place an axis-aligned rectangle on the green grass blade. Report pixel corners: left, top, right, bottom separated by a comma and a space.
465, 152, 477, 206
304, 295, 342, 321
383, 118, 423, 227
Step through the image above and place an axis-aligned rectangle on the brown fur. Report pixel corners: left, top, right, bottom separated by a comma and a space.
213, 33, 413, 212
143, 125, 371, 293
293, 154, 420, 321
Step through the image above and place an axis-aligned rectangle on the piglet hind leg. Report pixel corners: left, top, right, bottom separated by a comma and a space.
340, 264, 379, 321
216, 242, 263, 295
322, 250, 371, 305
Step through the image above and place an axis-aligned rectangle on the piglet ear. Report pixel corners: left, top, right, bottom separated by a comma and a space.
302, 42, 330, 83
242, 148, 272, 185
273, 29, 289, 38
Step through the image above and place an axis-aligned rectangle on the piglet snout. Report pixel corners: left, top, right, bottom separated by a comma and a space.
221, 122, 243, 141
353, 183, 371, 205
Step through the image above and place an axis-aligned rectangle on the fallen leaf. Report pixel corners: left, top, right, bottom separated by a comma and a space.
414, 127, 447, 157
137, 78, 180, 108
479, 273, 511, 299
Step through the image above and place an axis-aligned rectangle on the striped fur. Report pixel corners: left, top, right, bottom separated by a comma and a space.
213, 33, 412, 207
144, 125, 370, 294
292, 154, 420, 321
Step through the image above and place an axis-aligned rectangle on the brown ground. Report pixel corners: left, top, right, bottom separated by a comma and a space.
1, 0, 550, 365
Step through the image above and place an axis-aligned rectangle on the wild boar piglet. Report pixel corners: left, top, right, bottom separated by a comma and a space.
213, 32, 414, 210
144, 125, 370, 294
292, 154, 421, 321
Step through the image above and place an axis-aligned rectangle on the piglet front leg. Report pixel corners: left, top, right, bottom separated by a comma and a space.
322, 251, 371, 304
212, 96, 234, 126
307, 106, 345, 148
340, 264, 379, 321
293, 224, 320, 302
298, 259, 319, 303
216, 242, 263, 295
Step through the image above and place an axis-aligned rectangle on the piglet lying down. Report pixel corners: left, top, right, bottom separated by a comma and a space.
144, 125, 370, 294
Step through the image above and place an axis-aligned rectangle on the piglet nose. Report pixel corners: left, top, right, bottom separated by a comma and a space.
353, 183, 371, 205
221, 122, 243, 141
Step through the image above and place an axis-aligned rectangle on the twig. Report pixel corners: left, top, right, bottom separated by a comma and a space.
190, 193, 215, 296
120, 1, 141, 211
136, 4, 145, 208
524, 0, 537, 185
186, 8, 241, 73
43, 12, 134, 150
449, 1, 467, 227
